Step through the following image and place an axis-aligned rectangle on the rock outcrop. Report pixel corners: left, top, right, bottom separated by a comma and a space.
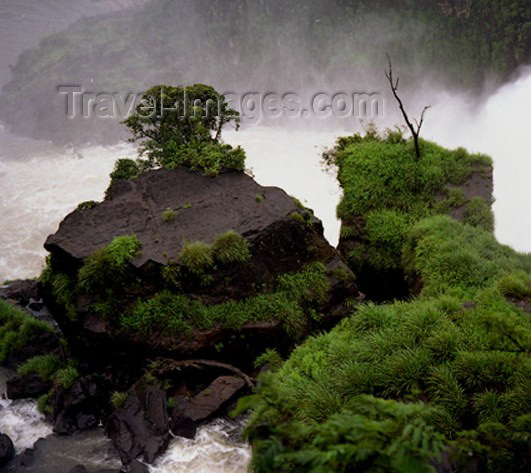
38, 166, 359, 465
42, 166, 359, 365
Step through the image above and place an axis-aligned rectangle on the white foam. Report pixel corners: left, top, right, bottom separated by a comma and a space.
0, 398, 53, 453
150, 419, 251, 473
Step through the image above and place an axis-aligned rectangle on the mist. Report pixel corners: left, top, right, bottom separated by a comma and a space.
0, 0, 529, 283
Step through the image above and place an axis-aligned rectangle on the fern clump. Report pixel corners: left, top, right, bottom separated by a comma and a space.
242, 218, 530, 472
213, 231, 251, 265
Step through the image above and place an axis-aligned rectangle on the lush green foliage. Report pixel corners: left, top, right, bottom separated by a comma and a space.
122, 83, 242, 172
0, 300, 55, 362
325, 131, 493, 272
18, 354, 63, 381
108, 158, 141, 187
243, 219, 531, 472
213, 231, 251, 265
77, 234, 141, 292
254, 348, 283, 372
403, 216, 531, 298
163, 141, 246, 176
119, 262, 330, 339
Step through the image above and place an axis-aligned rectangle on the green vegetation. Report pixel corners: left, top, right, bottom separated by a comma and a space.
463, 196, 495, 232
122, 83, 244, 176
324, 130, 493, 274
77, 200, 97, 210
254, 348, 283, 372
242, 217, 531, 472
119, 262, 330, 339
213, 231, 251, 265
110, 391, 128, 409
108, 158, 141, 187
178, 241, 214, 276
77, 234, 141, 292
255, 194, 264, 203
0, 300, 55, 363
55, 365, 79, 389
403, 216, 531, 298
162, 208, 176, 222
18, 354, 63, 381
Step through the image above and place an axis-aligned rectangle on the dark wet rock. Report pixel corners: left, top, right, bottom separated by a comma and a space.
187, 376, 245, 422
129, 460, 150, 473
6, 374, 52, 400
51, 376, 104, 435
69, 466, 89, 473
169, 376, 245, 440
0, 280, 39, 307
0, 433, 15, 465
105, 380, 170, 464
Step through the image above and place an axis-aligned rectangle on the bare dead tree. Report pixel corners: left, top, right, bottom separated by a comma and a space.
385, 54, 430, 161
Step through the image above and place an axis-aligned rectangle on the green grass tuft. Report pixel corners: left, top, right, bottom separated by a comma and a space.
178, 241, 214, 275
213, 231, 251, 265
18, 354, 63, 381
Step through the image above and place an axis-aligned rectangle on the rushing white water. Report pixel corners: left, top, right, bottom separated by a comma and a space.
151, 419, 251, 473
0, 399, 52, 453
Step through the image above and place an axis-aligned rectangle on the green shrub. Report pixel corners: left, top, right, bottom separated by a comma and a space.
213, 231, 251, 265
77, 200, 97, 210
78, 234, 141, 292
18, 354, 63, 381
165, 141, 246, 176
55, 366, 79, 389
178, 241, 214, 275
162, 208, 175, 222
110, 391, 128, 409
120, 291, 197, 335
463, 196, 495, 232
109, 158, 140, 186
255, 194, 264, 203
325, 131, 494, 280
242, 216, 530, 472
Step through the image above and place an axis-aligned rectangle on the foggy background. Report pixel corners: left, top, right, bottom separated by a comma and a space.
0, 0, 529, 281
